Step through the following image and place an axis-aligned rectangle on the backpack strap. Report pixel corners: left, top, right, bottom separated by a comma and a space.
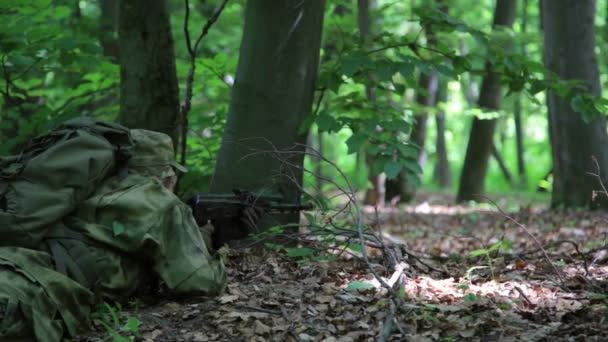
45, 231, 100, 290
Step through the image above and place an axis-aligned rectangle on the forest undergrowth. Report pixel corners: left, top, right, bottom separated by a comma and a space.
79, 193, 608, 342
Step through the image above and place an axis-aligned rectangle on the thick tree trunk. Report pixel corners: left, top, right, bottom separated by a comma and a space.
456, 0, 517, 202
118, 0, 180, 143
210, 0, 326, 245
433, 78, 451, 188
543, 0, 608, 208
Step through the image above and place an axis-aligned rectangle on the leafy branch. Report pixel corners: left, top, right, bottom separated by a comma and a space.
180, 0, 230, 166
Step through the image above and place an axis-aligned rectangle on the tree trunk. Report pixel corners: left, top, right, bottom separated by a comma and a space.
100, 0, 119, 60
385, 21, 440, 203
118, 0, 180, 144
210, 0, 326, 245
357, 0, 386, 207
543, 0, 608, 208
491, 143, 513, 184
513, 0, 528, 185
456, 0, 517, 202
433, 78, 451, 188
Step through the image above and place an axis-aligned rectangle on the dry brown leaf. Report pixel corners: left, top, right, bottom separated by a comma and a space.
253, 320, 271, 335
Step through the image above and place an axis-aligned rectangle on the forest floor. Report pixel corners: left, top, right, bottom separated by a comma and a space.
79, 193, 608, 342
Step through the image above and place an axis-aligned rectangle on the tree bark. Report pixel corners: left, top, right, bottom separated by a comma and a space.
118, 0, 180, 144
100, 0, 119, 60
543, 0, 608, 208
491, 143, 513, 184
456, 0, 517, 202
385, 15, 440, 203
433, 78, 451, 188
513, 0, 528, 184
357, 0, 386, 207
210, 0, 326, 245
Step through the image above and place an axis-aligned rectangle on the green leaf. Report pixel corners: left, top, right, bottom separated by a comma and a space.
374, 60, 396, 82
347, 243, 363, 253
463, 293, 479, 302
112, 221, 126, 237
316, 113, 339, 132
403, 160, 423, 174
393, 82, 406, 94
469, 248, 488, 257
397, 144, 418, 158
286, 247, 314, 257
435, 64, 458, 79
303, 213, 315, 224
399, 285, 407, 299
121, 317, 141, 335
528, 79, 546, 95
341, 54, 369, 77
398, 61, 415, 78
53, 6, 71, 19
268, 226, 284, 233
345, 281, 376, 292
452, 56, 471, 73
384, 160, 403, 179
405, 173, 421, 187
345, 133, 367, 154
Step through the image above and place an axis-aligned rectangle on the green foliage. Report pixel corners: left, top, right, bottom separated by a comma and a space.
346, 280, 376, 292
91, 302, 141, 342
0, 1, 119, 153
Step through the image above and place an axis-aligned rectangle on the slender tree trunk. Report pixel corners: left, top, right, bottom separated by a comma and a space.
543, 0, 608, 208
513, 0, 528, 184
456, 0, 517, 202
357, 0, 386, 207
513, 99, 526, 181
491, 143, 513, 184
100, 0, 119, 60
385, 7, 441, 203
316, 132, 324, 194
118, 0, 180, 144
210, 0, 326, 244
433, 78, 451, 188
385, 73, 438, 202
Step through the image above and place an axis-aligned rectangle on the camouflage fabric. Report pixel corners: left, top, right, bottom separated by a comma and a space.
0, 118, 132, 248
0, 125, 225, 341
38, 128, 225, 299
0, 247, 94, 342
129, 128, 187, 179
60, 173, 226, 296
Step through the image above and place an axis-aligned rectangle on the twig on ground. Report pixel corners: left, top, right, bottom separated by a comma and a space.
227, 138, 410, 339
514, 286, 533, 306
485, 197, 566, 287
233, 304, 283, 315
587, 156, 608, 201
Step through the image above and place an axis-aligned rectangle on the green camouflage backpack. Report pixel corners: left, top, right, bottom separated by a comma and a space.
0, 117, 133, 248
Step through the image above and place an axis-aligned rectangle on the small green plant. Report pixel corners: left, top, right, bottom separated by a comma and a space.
463, 293, 480, 302
469, 239, 512, 279
91, 302, 141, 342
457, 284, 469, 292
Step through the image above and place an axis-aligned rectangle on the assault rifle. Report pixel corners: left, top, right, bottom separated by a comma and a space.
187, 189, 312, 227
